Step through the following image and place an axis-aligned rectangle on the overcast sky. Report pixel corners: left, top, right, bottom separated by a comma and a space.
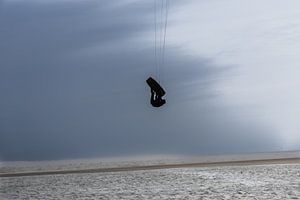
0, 0, 299, 161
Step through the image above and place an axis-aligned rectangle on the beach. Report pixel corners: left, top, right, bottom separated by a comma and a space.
1, 152, 299, 199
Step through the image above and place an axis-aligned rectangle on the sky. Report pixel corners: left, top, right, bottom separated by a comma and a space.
0, 0, 299, 161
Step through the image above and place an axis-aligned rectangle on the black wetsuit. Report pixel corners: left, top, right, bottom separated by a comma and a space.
150, 90, 166, 107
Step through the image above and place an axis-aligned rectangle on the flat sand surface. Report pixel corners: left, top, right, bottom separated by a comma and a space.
1, 162, 299, 200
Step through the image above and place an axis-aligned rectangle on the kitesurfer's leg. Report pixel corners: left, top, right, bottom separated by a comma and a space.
150, 89, 155, 105
155, 93, 160, 101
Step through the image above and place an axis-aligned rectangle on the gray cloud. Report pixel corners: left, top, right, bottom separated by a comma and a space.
0, 0, 280, 160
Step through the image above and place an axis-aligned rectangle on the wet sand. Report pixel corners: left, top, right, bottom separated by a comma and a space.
1, 157, 299, 178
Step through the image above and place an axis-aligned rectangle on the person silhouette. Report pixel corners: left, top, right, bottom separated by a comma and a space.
146, 77, 166, 107
150, 89, 166, 107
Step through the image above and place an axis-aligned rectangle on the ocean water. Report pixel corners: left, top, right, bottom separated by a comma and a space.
1, 164, 299, 200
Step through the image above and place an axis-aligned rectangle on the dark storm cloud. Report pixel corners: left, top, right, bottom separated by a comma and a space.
0, 0, 279, 160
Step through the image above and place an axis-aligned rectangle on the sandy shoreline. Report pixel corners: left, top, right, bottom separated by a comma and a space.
1, 157, 299, 178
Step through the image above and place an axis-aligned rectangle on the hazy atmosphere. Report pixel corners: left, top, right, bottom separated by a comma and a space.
1, 0, 300, 161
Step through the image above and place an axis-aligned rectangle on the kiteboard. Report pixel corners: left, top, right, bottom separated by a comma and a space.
146, 77, 166, 97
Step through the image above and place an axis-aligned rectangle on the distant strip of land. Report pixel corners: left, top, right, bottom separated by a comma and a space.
0, 157, 299, 178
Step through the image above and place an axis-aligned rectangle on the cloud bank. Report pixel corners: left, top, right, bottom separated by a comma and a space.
0, 0, 281, 160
